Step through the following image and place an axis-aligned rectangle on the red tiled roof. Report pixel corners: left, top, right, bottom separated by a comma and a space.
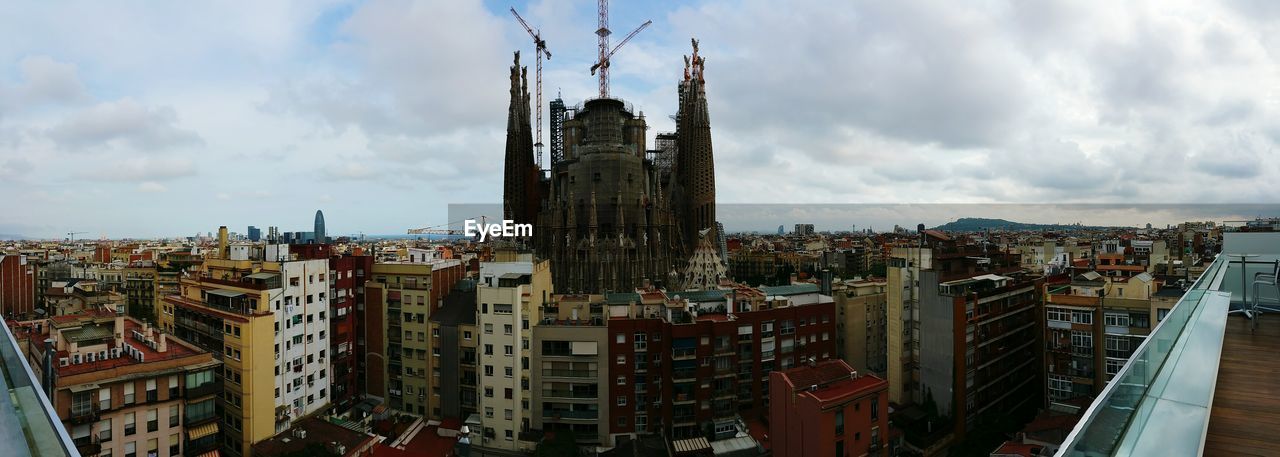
54, 317, 204, 376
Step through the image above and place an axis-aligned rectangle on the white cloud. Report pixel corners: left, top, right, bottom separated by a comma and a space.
137, 181, 167, 193
47, 98, 202, 151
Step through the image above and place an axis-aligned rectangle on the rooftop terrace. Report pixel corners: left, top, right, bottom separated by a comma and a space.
1058, 232, 1280, 456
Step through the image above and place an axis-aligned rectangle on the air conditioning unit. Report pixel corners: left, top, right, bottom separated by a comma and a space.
86, 353, 95, 362
72, 354, 81, 364
100, 350, 107, 360
59, 358, 69, 367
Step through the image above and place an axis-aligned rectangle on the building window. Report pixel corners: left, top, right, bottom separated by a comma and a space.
484, 324, 493, 334
169, 404, 179, 427
1104, 312, 1130, 327
125, 412, 136, 435
1047, 307, 1070, 322
1049, 374, 1073, 399
835, 410, 844, 435
505, 388, 513, 399
485, 407, 493, 418
617, 396, 627, 406
617, 376, 626, 385
1106, 359, 1125, 376
504, 324, 513, 335
1071, 310, 1093, 325
464, 331, 472, 340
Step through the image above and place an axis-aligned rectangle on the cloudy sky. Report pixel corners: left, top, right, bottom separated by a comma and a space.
2, 0, 1278, 238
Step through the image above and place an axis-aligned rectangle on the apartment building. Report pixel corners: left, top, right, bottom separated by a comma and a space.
474, 258, 552, 452
362, 258, 464, 417
833, 278, 887, 376
530, 301, 610, 447
1043, 271, 1154, 403
123, 262, 157, 322
770, 359, 889, 457
429, 279, 479, 420
602, 282, 838, 444
164, 235, 332, 456
13, 310, 220, 457
0, 253, 36, 318
888, 231, 1043, 441
289, 244, 372, 414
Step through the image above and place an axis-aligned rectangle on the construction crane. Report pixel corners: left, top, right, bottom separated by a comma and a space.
66, 231, 86, 242
407, 216, 488, 236
510, 7, 552, 169
590, 0, 652, 99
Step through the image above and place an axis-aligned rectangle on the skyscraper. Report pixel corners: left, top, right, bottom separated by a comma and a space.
247, 225, 261, 242
314, 210, 326, 244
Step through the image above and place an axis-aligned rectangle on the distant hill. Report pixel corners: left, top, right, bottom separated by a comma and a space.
0, 234, 30, 241
933, 218, 1112, 232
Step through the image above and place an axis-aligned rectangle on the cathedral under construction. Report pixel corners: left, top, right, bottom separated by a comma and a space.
503, 40, 719, 294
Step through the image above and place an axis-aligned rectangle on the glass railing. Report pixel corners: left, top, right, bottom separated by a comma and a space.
0, 320, 79, 457
1057, 254, 1232, 456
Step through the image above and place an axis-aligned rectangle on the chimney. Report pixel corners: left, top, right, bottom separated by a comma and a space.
217, 226, 229, 259
157, 333, 167, 353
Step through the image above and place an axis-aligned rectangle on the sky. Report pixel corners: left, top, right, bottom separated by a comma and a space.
2, 0, 1279, 238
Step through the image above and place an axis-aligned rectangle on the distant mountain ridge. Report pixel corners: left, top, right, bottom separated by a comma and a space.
933, 217, 1113, 232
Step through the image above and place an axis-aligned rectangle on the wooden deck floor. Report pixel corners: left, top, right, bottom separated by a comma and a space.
1205, 313, 1280, 456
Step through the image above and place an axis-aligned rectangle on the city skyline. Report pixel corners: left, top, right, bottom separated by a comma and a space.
3, 0, 1280, 237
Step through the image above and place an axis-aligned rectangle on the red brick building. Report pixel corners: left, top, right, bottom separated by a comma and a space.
770, 359, 889, 457
602, 283, 838, 441
0, 254, 36, 318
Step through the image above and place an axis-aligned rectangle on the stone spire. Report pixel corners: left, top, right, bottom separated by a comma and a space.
680, 227, 727, 291
675, 38, 717, 258
503, 51, 539, 227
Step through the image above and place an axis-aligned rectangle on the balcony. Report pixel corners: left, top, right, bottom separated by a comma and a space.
543, 389, 597, 399
0, 320, 78, 456
69, 405, 100, 425
72, 435, 101, 456
1058, 236, 1280, 456
541, 369, 597, 378
543, 409, 598, 420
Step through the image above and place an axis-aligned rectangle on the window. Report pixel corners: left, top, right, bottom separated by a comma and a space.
1104, 313, 1130, 327
835, 410, 845, 435
485, 344, 493, 355
1071, 331, 1093, 350
1049, 374, 1073, 399
484, 324, 493, 334
485, 365, 494, 376
505, 367, 513, 378
871, 399, 879, 420
125, 412, 136, 435
1157, 308, 1170, 322
1071, 310, 1093, 325
504, 345, 514, 356
617, 376, 626, 385
484, 387, 494, 397
505, 409, 513, 420
504, 324, 513, 335
147, 409, 158, 432
616, 333, 626, 344
618, 396, 627, 406
124, 383, 135, 404
169, 404, 179, 427
485, 407, 494, 418
505, 388, 513, 399
1047, 307, 1070, 322
464, 331, 472, 340
168, 376, 178, 398
1106, 359, 1125, 376
1105, 336, 1132, 359
98, 387, 111, 411
170, 433, 180, 456
617, 355, 626, 365
125, 441, 136, 457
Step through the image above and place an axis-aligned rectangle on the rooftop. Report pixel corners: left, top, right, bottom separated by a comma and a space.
252, 417, 378, 457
